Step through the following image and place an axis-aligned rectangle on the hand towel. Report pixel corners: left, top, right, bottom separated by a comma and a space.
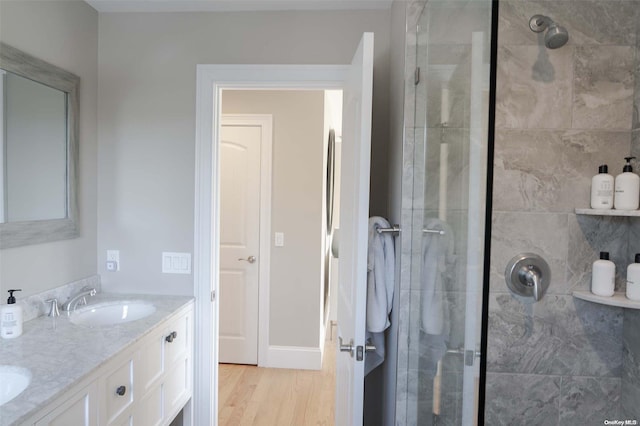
365, 216, 395, 375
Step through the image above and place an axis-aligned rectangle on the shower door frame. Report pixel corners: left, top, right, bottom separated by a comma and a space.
477, 0, 500, 423
398, 0, 500, 424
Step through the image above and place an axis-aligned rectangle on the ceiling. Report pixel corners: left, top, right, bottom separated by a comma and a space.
85, 0, 393, 13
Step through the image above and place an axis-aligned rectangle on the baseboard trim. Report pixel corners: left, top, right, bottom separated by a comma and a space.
265, 345, 322, 370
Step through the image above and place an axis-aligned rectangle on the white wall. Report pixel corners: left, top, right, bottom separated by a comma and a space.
97, 10, 391, 295
0, 0, 98, 298
221, 90, 325, 348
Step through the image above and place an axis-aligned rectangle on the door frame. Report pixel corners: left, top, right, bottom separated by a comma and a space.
194, 65, 348, 426
219, 114, 273, 367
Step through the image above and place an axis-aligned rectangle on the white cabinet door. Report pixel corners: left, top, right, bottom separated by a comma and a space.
101, 355, 134, 426
165, 309, 192, 368
138, 328, 164, 394
334, 32, 374, 426
35, 382, 98, 426
137, 386, 164, 426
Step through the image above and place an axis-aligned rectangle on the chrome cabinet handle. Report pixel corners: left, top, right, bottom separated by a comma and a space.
238, 256, 256, 264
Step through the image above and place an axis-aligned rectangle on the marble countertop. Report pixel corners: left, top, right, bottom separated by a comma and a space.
0, 293, 194, 426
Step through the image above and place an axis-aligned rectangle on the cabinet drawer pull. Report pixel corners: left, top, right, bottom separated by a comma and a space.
165, 331, 177, 343
116, 385, 126, 396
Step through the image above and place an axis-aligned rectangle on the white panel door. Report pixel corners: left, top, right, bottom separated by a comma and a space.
219, 122, 262, 365
335, 32, 374, 426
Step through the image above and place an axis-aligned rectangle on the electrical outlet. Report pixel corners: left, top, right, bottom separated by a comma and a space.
106, 250, 120, 271
275, 232, 284, 247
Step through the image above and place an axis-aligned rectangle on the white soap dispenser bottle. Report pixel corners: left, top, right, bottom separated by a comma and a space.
0, 289, 23, 339
591, 164, 614, 209
626, 253, 640, 301
592, 252, 615, 297
614, 156, 640, 210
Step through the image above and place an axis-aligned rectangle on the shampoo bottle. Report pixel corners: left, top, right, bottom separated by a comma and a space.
591, 164, 614, 209
0, 289, 23, 339
614, 157, 640, 210
592, 252, 615, 297
626, 254, 640, 301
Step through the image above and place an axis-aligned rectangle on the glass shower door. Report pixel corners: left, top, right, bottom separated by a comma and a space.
404, 1, 493, 424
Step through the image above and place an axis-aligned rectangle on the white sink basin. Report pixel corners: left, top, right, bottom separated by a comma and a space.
0, 365, 31, 406
70, 301, 156, 327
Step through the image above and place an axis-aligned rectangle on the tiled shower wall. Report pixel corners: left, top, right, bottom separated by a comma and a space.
487, 1, 639, 424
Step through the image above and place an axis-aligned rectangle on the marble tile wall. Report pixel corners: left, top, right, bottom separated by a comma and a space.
487, 0, 640, 424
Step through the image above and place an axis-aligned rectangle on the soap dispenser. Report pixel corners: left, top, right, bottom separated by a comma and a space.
1, 289, 23, 339
591, 164, 614, 209
614, 157, 640, 210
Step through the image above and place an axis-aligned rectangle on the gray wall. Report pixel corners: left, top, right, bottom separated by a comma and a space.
486, 1, 639, 423
221, 90, 325, 348
96, 10, 391, 295
0, 0, 98, 298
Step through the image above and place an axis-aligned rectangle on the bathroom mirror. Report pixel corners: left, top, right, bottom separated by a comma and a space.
0, 43, 79, 249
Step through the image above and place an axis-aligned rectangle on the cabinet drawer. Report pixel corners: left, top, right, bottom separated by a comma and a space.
137, 384, 164, 426
138, 329, 164, 392
35, 382, 98, 426
115, 414, 133, 426
102, 356, 134, 425
164, 310, 191, 368
164, 356, 191, 419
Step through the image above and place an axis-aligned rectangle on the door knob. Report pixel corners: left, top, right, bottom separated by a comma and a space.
238, 256, 256, 264
339, 336, 354, 357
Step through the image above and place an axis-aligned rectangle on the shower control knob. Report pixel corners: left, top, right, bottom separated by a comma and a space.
505, 253, 551, 302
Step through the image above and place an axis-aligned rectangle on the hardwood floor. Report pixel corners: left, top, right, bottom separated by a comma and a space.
218, 340, 336, 426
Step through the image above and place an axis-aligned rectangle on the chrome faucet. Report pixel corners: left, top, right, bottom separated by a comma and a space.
63, 287, 97, 313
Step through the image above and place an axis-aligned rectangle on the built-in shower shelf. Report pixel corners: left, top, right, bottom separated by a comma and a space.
575, 208, 640, 217
572, 290, 640, 309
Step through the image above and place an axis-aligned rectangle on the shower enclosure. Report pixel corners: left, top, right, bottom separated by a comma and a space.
394, 1, 495, 424
393, 0, 640, 424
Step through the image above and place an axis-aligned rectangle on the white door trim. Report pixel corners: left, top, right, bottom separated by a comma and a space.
194, 65, 348, 426
220, 113, 273, 367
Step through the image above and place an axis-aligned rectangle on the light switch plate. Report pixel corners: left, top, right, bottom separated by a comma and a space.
275, 232, 284, 247
162, 252, 191, 274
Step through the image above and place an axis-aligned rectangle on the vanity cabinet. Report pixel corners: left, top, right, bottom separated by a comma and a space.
33, 383, 98, 426
29, 303, 193, 426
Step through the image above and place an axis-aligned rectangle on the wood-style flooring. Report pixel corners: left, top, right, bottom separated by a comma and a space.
218, 340, 336, 426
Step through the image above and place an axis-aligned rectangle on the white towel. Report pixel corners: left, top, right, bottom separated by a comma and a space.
420, 218, 455, 336
365, 216, 395, 375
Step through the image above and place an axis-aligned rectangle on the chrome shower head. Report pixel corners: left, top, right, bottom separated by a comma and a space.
529, 14, 569, 49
